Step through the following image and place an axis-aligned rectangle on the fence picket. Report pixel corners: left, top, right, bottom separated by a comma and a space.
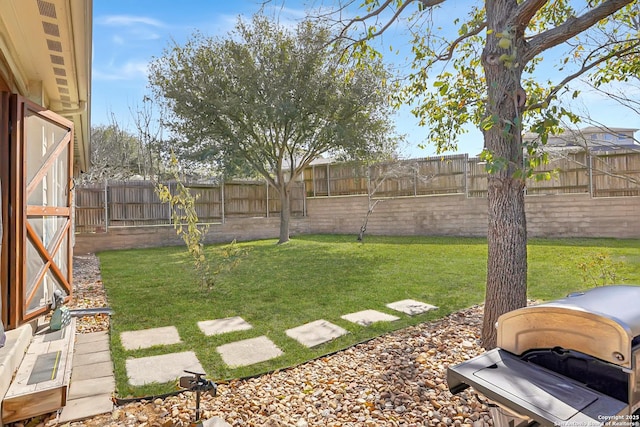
75, 150, 640, 233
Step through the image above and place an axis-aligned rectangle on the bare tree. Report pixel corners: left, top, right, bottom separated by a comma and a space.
129, 96, 166, 180
81, 113, 142, 183
357, 160, 435, 242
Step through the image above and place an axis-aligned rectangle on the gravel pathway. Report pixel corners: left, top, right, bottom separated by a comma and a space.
36, 254, 493, 427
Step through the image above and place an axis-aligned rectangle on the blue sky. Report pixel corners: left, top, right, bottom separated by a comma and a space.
92, 1, 639, 159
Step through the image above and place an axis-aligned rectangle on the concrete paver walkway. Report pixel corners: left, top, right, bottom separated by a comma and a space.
58, 331, 115, 423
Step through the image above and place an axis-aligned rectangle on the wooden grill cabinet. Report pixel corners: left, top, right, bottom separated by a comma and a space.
448, 285, 640, 427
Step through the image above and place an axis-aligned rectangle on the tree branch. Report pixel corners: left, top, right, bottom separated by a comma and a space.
526, 40, 640, 111
434, 21, 487, 62
339, 0, 446, 41
523, 0, 634, 64
509, 0, 547, 34
591, 85, 640, 117
333, 0, 486, 74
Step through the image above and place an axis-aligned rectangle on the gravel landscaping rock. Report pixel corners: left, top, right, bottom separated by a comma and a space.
68, 253, 111, 334
32, 254, 494, 427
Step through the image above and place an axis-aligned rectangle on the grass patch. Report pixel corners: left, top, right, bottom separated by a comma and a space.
98, 235, 640, 397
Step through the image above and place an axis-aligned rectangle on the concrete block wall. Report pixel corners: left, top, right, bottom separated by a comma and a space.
304, 194, 488, 237
524, 194, 640, 238
73, 217, 310, 254
305, 193, 640, 239
74, 193, 640, 253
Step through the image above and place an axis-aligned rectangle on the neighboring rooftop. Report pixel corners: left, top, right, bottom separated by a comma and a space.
524, 126, 639, 152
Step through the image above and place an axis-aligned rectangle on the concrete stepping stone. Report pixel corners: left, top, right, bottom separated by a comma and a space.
286, 320, 349, 348
341, 310, 399, 326
387, 299, 438, 315
126, 351, 204, 386
217, 336, 283, 368
120, 326, 181, 350
198, 316, 253, 336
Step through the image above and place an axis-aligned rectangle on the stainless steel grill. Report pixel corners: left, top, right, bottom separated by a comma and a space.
448, 285, 640, 427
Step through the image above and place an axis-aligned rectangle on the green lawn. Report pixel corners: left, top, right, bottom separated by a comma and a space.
98, 235, 640, 397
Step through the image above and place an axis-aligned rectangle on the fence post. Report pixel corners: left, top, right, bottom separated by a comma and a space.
464, 153, 469, 198
312, 165, 316, 197
588, 153, 594, 197
104, 179, 109, 232
302, 181, 307, 217
327, 163, 331, 197
167, 181, 172, 225
221, 179, 225, 224
265, 179, 269, 218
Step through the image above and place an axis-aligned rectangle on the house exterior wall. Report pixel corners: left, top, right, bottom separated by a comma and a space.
74, 193, 640, 253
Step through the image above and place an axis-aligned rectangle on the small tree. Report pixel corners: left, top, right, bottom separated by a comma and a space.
578, 252, 622, 287
156, 155, 245, 290
156, 156, 212, 289
357, 160, 435, 242
149, 14, 399, 244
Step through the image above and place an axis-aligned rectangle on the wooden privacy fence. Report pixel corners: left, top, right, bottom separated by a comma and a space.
302, 151, 640, 198
75, 180, 305, 233
74, 150, 640, 233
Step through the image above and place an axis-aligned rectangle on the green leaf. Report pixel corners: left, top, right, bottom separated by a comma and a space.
480, 114, 497, 131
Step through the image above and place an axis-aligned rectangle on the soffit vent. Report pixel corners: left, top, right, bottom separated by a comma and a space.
42, 21, 60, 37
46, 39, 63, 52
37, 0, 57, 19
50, 55, 64, 65
56, 78, 68, 86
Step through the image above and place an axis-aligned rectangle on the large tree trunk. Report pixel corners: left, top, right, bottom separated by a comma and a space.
278, 184, 291, 244
482, 176, 528, 348
480, 0, 529, 349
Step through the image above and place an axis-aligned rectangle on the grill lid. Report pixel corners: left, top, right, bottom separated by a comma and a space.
547, 285, 640, 336
497, 285, 640, 368
448, 348, 628, 427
